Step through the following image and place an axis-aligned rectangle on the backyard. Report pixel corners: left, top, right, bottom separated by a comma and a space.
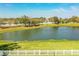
0, 24, 79, 50
1, 3, 79, 56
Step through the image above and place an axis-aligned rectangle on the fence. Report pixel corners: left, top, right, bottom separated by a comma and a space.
0, 50, 79, 56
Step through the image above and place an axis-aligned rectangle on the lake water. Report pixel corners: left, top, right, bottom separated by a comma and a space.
0, 27, 79, 41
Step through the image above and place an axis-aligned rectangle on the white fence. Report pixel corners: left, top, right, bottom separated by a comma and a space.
0, 50, 79, 56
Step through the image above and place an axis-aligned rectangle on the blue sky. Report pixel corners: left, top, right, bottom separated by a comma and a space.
0, 3, 79, 18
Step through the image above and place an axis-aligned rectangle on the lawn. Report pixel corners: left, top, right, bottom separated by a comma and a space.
0, 40, 79, 50
18, 40, 79, 50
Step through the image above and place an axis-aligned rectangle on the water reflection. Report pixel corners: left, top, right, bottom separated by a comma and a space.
0, 27, 79, 41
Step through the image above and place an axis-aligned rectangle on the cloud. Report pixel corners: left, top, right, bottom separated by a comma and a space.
1, 4, 79, 18
31, 6, 79, 18
70, 6, 79, 11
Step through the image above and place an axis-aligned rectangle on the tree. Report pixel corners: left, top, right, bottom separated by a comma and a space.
16, 17, 22, 25
31, 18, 40, 26
69, 16, 79, 23
40, 17, 46, 23
53, 16, 60, 24
49, 16, 60, 24
17, 15, 31, 27
59, 18, 64, 24
0, 43, 20, 56
31, 17, 45, 26
0, 19, 3, 27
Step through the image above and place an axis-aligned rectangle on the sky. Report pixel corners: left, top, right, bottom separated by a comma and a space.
0, 3, 79, 18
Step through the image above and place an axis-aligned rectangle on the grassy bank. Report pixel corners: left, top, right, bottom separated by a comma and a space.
0, 25, 45, 33
0, 40, 79, 50
0, 23, 79, 33
44, 23, 79, 27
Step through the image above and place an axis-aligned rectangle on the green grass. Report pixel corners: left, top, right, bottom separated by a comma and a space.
1, 23, 79, 33
0, 25, 44, 33
18, 40, 79, 50
0, 24, 79, 50
0, 40, 79, 50
1, 40, 79, 56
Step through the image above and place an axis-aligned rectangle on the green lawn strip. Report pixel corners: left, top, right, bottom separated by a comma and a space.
0, 40, 79, 50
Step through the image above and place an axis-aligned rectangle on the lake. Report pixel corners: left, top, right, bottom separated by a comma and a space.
0, 27, 79, 41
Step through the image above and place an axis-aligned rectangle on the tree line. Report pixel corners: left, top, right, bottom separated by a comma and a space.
0, 15, 79, 27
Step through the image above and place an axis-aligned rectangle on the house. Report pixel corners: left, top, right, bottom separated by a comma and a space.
0, 19, 23, 27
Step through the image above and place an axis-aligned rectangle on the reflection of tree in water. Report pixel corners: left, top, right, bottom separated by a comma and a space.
52, 27, 59, 30
50, 27, 59, 37
20, 28, 44, 40
70, 27, 79, 29
20, 30, 35, 40
0, 43, 20, 56
0, 33, 4, 40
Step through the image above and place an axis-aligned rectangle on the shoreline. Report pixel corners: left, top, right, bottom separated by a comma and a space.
0, 25, 45, 33
0, 23, 79, 33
